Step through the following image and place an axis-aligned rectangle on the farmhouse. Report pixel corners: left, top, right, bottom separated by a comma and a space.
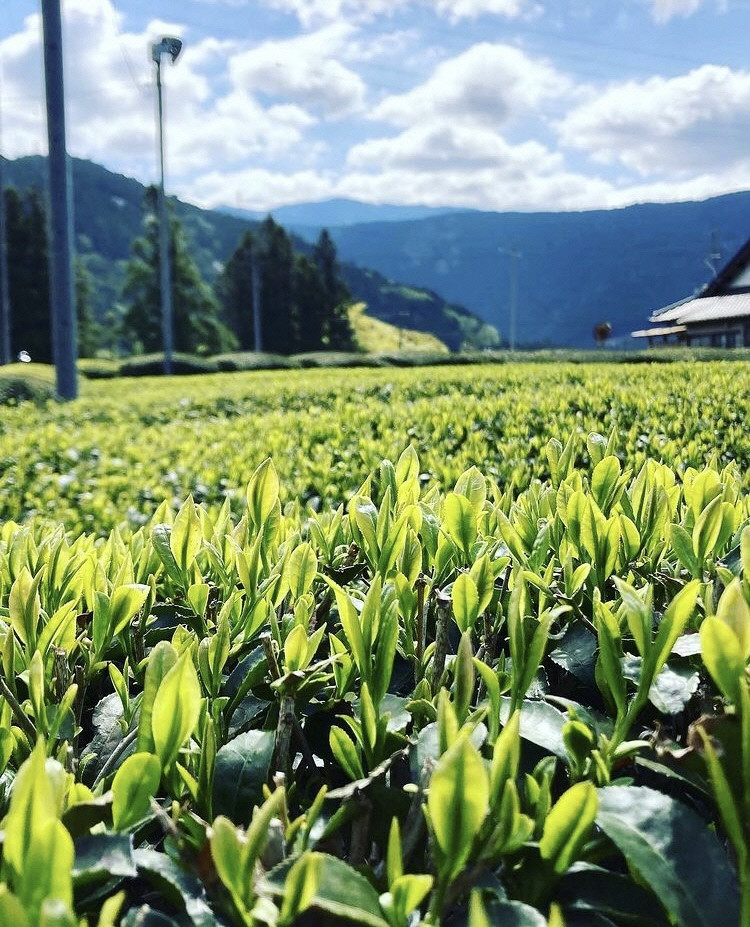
632, 237, 750, 347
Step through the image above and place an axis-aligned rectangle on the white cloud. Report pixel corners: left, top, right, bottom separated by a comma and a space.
643, 0, 725, 22
0, 0, 326, 184
228, 24, 366, 118
188, 166, 336, 211
434, 0, 537, 21
557, 65, 750, 176
260, 0, 534, 27
347, 121, 560, 172
373, 43, 568, 128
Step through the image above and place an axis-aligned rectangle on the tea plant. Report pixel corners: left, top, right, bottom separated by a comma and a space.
0, 360, 748, 534
0, 427, 747, 925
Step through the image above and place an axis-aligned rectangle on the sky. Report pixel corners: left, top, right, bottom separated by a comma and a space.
1, 0, 750, 213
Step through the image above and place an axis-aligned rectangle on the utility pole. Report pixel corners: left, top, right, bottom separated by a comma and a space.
499, 247, 521, 352
41, 0, 77, 398
251, 254, 262, 352
0, 71, 11, 366
151, 36, 182, 375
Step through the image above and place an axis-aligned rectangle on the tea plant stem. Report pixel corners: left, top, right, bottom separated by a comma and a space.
262, 632, 282, 681
348, 793, 372, 865
291, 714, 317, 774
416, 574, 427, 671
430, 592, 452, 694
0, 674, 37, 742
0, 676, 36, 744
400, 788, 426, 867
93, 727, 139, 786
275, 695, 295, 776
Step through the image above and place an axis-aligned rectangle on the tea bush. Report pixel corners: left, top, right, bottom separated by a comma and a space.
0, 427, 748, 925
0, 361, 749, 535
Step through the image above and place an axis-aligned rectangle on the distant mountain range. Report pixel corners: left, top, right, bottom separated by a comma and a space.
288, 195, 750, 347
219, 198, 466, 230
5, 155, 749, 349
1, 157, 488, 351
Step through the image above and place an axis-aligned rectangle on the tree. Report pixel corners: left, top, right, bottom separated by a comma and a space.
5, 186, 51, 362
121, 187, 236, 356
313, 229, 356, 350
75, 257, 100, 358
256, 217, 298, 354
214, 229, 257, 350
593, 321, 612, 347
293, 254, 327, 352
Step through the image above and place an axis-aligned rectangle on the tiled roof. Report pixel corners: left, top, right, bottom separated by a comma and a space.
649, 292, 750, 324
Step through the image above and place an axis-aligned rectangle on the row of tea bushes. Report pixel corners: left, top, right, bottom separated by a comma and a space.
0, 361, 749, 534
0, 435, 748, 924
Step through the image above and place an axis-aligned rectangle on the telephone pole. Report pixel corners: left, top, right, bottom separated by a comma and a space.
0, 73, 11, 365
499, 247, 521, 352
41, 0, 78, 398
251, 254, 262, 352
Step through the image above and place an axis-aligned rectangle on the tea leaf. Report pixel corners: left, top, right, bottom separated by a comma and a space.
597, 785, 740, 927
170, 496, 202, 575
427, 736, 489, 879
151, 653, 202, 770
213, 730, 274, 825
112, 753, 161, 831
452, 573, 480, 633
540, 781, 598, 874
247, 458, 280, 528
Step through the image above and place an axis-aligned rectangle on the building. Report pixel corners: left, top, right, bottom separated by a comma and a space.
632, 237, 750, 347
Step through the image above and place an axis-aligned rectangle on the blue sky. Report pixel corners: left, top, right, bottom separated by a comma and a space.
2, 0, 750, 212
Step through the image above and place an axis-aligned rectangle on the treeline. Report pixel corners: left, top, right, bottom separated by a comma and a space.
1, 185, 356, 361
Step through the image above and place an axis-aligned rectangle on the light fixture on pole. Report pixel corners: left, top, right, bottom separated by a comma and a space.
151, 35, 182, 376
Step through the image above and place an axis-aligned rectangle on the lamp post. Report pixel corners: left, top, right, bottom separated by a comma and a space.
151, 36, 182, 376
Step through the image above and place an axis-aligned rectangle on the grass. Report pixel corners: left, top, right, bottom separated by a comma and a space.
349, 302, 450, 353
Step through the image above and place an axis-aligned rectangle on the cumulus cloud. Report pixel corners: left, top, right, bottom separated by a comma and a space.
0, 0, 328, 185
643, 0, 725, 22
347, 121, 560, 173
434, 0, 537, 21
557, 65, 750, 176
260, 0, 534, 27
228, 24, 366, 118
373, 43, 568, 128
188, 166, 336, 211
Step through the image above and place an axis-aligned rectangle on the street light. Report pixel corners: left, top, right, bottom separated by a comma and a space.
151, 36, 182, 375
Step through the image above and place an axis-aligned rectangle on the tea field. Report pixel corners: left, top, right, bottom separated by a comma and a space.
0, 359, 750, 926
0, 360, 748, 534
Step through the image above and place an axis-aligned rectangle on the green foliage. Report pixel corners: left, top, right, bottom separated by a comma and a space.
120, 187, 237, 357
0, 364, 749, 923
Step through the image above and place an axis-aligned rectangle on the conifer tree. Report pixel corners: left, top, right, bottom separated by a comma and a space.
121, 187, 236, 355
256, 217, 298, 354
5, 187, 51, 362
214, 229, 256, 350
313, 229, 356, 350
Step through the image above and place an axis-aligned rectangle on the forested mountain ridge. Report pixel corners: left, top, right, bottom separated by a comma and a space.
1, 156, 489, 352
311, 194, 750, 347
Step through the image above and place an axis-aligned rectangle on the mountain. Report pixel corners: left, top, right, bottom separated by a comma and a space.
1, 156, 488, 351
219, 198, 466, 231
292, 195, 750, 348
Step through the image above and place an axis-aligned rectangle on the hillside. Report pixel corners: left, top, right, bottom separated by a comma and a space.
1, 156, 488, 351
219, 197, 465, 228
295, 194, 750, 347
